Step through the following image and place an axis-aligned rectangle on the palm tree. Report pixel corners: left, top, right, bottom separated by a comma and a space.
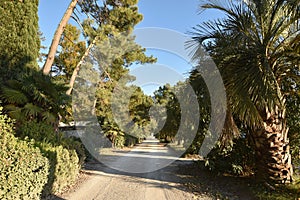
190, 0, 299, 184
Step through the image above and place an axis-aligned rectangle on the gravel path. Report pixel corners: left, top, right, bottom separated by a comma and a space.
53, 137, 256, 200
57, 138, 208, 200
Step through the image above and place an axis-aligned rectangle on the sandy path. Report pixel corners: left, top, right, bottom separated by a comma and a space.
60, 138, 211, 200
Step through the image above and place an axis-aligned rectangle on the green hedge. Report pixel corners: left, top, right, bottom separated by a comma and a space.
37, 142, 80, 195
0, 109, 49, 199
19, 121, 86, 165
19, 121, 85, 195
0, 112, 85, 198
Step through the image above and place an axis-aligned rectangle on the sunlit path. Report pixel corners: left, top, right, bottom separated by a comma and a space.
60, 138, 210, 200
96, 136, 182, 173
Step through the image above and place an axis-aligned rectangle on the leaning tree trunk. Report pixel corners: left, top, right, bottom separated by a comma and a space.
66, 36, 97, 95
254, 105, 293, 184
42, 0, 78, 75
66, 36, 113, 95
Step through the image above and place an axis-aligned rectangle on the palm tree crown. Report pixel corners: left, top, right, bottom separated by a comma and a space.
190, 0, 299, 184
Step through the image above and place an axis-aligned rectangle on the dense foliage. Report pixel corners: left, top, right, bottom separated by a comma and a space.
286, 82, 300, 168
18, 120, 85, 195
154, 84, 181, 143
0, 108, 49, 199
53, 24, 86, 82
1, 70, 69, 129
153, 75, 211, 155
0, 0, 40, 83
0, 1, 86, 197
96, 82, 154, 147
59, 0, 157, 147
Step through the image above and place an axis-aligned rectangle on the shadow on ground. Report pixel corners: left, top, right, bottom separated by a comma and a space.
83, 154, 258, 200
45, 194, 66, 200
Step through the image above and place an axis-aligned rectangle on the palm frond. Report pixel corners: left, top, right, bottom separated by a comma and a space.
4, 104, 24, 122
188, 0, 298, 130
5, 80, 23, 90
41, 111, 57, 124
1, 86, 28, 105
23, 103, 43, 118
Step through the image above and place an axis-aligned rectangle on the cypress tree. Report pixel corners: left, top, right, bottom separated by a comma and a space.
0, 0, 40, 83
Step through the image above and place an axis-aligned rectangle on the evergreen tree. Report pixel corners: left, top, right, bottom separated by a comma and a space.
67, 0, 154, 95
53, 24, 86, 83
0, 0, 40, 83
68, 0, 156, 147
154, 84, 181, 142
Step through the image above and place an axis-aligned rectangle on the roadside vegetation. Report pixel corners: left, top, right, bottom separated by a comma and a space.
0, 0, 298, 199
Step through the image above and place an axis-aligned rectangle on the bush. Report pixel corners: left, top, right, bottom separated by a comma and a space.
63, 136, 86, 166
0, 108, 49, 199
37, 142, 80, 195
18, 120, 57, 142
114, 134, 125, 148
286, 94, 300, 170
18, 120, 85, 195
19, 121, 86, 165
205, 135, 255, 176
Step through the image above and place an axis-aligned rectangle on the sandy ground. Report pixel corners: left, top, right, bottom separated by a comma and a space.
59, 137, 207, 200
51, 137, 256, 200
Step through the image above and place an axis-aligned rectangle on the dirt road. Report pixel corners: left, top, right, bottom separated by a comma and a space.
60, 137, 211, 200
54, 137, 256, 200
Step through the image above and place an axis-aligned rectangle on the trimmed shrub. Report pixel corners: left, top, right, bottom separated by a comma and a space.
19, 121, 86, 164
37, 142, 80, 195
0, 108, 49, 199
18, 120, 85, 195
62, 136, 86, 166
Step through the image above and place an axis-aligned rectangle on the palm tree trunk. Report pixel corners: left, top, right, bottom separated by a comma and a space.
42, 0, 78, 75
254, 106, 293, 184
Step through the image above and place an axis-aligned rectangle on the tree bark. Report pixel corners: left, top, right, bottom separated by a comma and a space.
66, 36, 113, 95
66, 37, 97, 95
254, 106, 293, 184
42, 0, 78, 75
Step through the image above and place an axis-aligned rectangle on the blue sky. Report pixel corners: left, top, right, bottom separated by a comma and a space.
38, 0, 223, 94
39, 0, 221, 46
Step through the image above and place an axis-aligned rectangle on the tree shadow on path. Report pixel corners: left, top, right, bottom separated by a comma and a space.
83, 153, 258, 200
